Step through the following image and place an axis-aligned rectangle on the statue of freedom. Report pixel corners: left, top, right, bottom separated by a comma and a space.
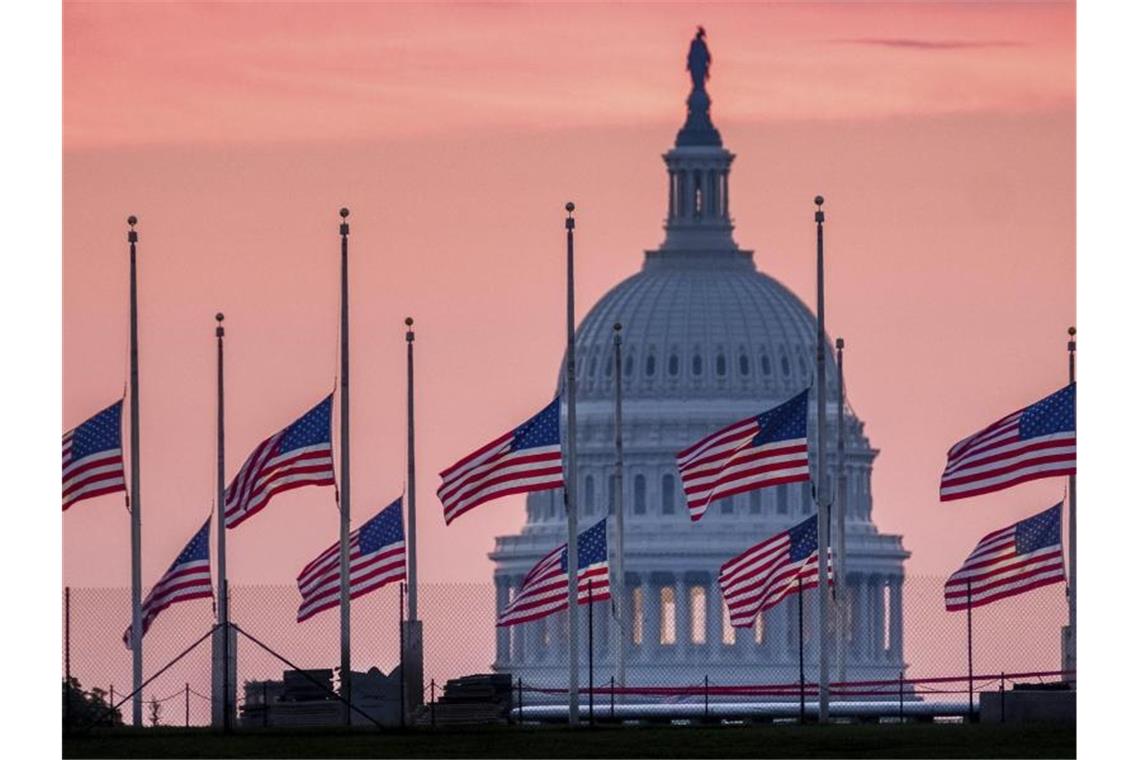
687, 26, 711, 90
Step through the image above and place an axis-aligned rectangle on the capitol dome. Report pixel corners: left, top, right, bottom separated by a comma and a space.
490, 32, 907, 690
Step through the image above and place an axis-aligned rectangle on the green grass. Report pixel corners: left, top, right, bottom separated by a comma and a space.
64, 722, 1075, 759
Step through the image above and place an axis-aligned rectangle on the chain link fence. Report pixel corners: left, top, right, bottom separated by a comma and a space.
62, 576, 1068, 727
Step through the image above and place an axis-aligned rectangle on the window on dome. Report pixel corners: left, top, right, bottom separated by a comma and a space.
739, 354, 750, 376
777, 485, 788, 514
588, 352, 597, 378
692, 352, 703, 376
761, 353, 771, 375
634, 474, 647, 515
668, 354, 680, 376
798, 355, 808, 378
720, 496, 734, 515
624, 353, 634, 377
781, 355, 791, 377
645, 354, 656, 377
716, 353, 727, 377
584, 475, 595, 516
749, 490, 761, 514
662, 473, 675, 514
802, 482, 812, 514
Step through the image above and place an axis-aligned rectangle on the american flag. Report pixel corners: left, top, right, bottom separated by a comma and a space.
719, 514, 831, 628
296, 497, 406, 622
123, 519, 213, 648
940, 383, 1075, 502
63, 400, 127, 511
944, 503, 1065, 612
438, 397, 563, 525
497, 518, 610, 627
676, 389, 811, 522
224, 395, 337, 529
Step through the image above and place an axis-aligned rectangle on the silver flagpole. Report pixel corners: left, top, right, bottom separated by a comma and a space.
404, 316, 424, 713
564, 202, 580, 726
835, 336, 847, 688
612, 322, 626, 696
127, 215, 143, 727
215, 313, 232, 730
1066, 326, 1076, 681
813, 195, 831, 723
338, 208, 352, 724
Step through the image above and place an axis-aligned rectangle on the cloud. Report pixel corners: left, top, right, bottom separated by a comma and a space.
833, 37, 1023, 51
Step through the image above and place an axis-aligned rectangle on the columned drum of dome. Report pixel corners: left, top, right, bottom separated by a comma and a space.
489, 31, 908, 692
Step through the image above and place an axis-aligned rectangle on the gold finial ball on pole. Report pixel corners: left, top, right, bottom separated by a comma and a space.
215, 312, 224, 337
1068, 326, 1076, 337
814, 195, 825, 208
339, 207, 350, 219
405, 316, 415, 342
836, 337, 844, 350
405, 317, 414, 327
613, 322, 622, 332
215, 312, 224, 322
127, 215, 138, 227
565, 201, 575, 214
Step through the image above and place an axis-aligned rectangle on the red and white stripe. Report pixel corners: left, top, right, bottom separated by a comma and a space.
719, 532, 830, 629
939, 410, 1076, 501
123, 561, 212, 648
497, 552, 610, 628
438, 432, 563, 525
62, 430, 125, 511
224, 433, 336, 529
677, 417, 809, 522
296, 535, 406, 622
943, 524, 1065, 612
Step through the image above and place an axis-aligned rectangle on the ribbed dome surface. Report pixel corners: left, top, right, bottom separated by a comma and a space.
570, 250, 837, 403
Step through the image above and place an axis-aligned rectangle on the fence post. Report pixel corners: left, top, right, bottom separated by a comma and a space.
610, 676, 615, 721
262, 681, 268, 728
64, 586, 71, 733
704, 675, 709, 722
399, 582, 406, 730
518, 677, 523, 725
898, 670, 904, 723
185, 683, 190, 727
430, 679, 436, 728
1000, 672, 1005, 723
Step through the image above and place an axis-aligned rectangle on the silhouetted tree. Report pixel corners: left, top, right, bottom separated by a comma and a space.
62, 677, 123, 730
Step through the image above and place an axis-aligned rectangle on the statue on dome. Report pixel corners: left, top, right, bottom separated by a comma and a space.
687, 26, 711, 91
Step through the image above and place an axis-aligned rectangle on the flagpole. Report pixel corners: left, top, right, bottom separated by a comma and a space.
338, 207, 352, 724
612, 322, 626, 697
835, 336, 847, 687
967, 580, 974, 721
127, 215, 143, 727
406, 317, 418, 622
404, 316, 424, 714
588, 579, 595, 727
215, 312, 231, 730
813, 195, 831, 723
798, 576, 805, 724
564, 201, 581, 726
1066, 326, 1076, 682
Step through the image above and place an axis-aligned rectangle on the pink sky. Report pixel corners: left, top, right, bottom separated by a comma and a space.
63, 1, 1074, 598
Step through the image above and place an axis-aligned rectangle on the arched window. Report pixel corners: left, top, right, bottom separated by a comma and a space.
588, 351, 597, 378
634, 474, 647, 515
660, 587, 676, 645
777, 484, 788, 515
802, 482, 813, 514
584, 475, 595, 516
754, 613, 765, 644
739, 354, 750, 376
781, 355, 791, 377
692, 352, 703, 376
662, 473, 675, 514
632, 586, 644, 645
605, 354, 614, 377
749, 490, 761, 514
690, 586, 706, 644
716, 353, 727, 377
645, 354, 656, 377
720, 495, 734, 515
761, 353, 772, 376
668, 353, 680, 376
624, 353, 634, 377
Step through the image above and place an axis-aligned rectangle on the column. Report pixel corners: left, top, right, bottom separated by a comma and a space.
707, 579, 723, 663
626, 573, 641, 663
888, 576, 904, 664
722, 170, 730, 219
495, 576, 511, 665
668, 170, 676, 219
645, 574, 664, 660
871, 575, 884, 663
675, 576, 691, 661
707, 169, 718, 220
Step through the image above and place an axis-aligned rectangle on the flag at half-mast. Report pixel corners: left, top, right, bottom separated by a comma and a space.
940, 383, 1075, 501
62, 399, 127, 511
224, 395, 336, 529
719, 514, 831, 629
123, 519, 213, 648
944, 503, 1065, 612
295, 497, 407, 622
676, 389, 810, 522
497, 518, 610, 627
437, 397, 563, 525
